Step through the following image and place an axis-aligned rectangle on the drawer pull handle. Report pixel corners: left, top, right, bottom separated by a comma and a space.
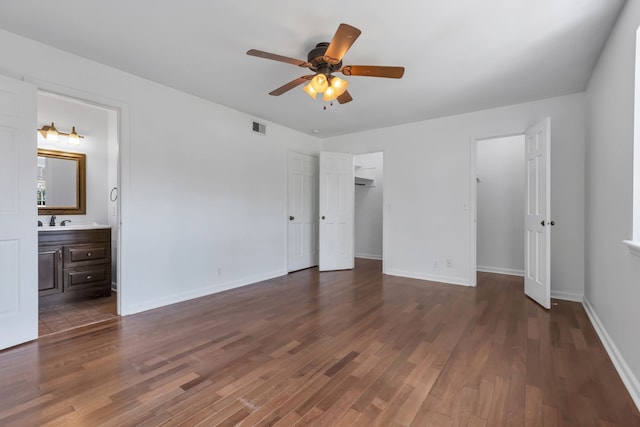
87, 275, 92, 280
87, 252, 92, 257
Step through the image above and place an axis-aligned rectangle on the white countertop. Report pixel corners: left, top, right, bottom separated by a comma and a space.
38, 222, 112, 232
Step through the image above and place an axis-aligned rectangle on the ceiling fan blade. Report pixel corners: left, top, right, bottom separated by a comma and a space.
337, 90, 353, 104
341, 65, 405, 79
323, 23, 362, 64
247, 49, 311, 68
269, 75, 313, 96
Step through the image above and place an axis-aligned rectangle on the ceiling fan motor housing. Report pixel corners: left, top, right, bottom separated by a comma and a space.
307, 42, 342, 74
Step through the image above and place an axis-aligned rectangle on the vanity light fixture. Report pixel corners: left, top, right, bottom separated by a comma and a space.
37, 122, 85, 144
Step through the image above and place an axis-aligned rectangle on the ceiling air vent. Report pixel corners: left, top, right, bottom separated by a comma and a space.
252, 120, 266, 135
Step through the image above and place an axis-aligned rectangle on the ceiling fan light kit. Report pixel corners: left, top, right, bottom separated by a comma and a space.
247, 23, 404, 106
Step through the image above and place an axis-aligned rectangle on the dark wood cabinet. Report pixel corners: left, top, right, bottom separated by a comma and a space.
38, 245, 63, 296
38, 228, 112, 307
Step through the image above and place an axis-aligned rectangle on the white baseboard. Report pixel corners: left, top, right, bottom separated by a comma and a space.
550, 290, 583, 302
384, 268, 470, 287
476, 265, 524, 277
121, 269, 287, 315
583, 297, 640, 411
355, 253, 383, 260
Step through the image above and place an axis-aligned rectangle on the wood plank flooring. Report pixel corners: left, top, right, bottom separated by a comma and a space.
1, 258, 638, 426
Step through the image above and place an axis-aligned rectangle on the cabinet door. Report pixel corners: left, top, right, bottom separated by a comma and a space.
38, 245, 63, 296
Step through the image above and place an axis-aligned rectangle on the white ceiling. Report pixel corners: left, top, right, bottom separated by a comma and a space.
0, 0, 626, 137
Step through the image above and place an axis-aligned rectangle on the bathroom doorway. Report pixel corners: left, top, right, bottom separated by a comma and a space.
36, 91, 121, 336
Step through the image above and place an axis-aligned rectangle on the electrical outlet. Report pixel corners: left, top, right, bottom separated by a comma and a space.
433, 259, 438, 268
446, 259, 453, 268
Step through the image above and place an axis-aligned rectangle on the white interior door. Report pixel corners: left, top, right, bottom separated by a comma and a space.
0, 74, 38, 349
319, 151, 354, 271
287, 152, 318, 272
524, 117, 551, 309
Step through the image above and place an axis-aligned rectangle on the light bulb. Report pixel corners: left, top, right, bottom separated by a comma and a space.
303, 83, 318, 99
310, 74, 329, 93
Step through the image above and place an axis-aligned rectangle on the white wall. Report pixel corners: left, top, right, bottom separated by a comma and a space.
585, 0, 640, 406
354, 152, 383, 259
0, 29, 321, 315
323, 93, 586, 296
476, 135, 524, 276
37, 93, 109, 225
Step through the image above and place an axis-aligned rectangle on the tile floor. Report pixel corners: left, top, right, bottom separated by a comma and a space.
38, 292, 117, 336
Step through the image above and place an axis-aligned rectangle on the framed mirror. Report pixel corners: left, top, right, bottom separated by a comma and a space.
37, 148, 86, 215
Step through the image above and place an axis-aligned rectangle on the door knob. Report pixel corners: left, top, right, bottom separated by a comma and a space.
541, 220, 556, 227
289, 216, 295, 220
549, 220, 555, 226
541, 220, 545, 227
321, 216, 325, 220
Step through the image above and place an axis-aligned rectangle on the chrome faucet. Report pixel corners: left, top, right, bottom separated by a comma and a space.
60, 220, 71, 226
49, 215, 56, 226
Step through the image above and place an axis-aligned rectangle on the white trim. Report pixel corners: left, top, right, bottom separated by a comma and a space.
355, 253, 382, 260
583, 297, 640, 411
476, 265, 524, 277
123, 269, 287, 315
623, 240, 640, 257
550, 290, 583, 302
385, 269, 470, 287
469, 137, 477, 287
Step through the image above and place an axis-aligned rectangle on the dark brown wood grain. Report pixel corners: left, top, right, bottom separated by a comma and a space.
1, 259, 638, 426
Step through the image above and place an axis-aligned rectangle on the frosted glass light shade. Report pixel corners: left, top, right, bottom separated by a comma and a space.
330, 76, 349, 97
303, 83, 318, 99
46, 122, 59, 141
322, 86, 337, 101
310, 74, 329, 93
67, 126, 81, 145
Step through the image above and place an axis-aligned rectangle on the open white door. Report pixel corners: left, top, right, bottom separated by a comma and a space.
0, 74, 38, 349
287, 152, 318, 272
524, 117, 551, 309
319, 152, 354, 271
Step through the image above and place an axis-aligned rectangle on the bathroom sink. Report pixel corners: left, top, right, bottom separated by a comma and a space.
38, 222, 112, 231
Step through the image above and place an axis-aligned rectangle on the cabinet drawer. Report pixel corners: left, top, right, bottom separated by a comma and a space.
64, 265, 111, 292
64, 243, 110, 267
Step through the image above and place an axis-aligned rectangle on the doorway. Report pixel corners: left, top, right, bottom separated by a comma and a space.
470, 118, 552, 309
36, 91, 121, 335
475, 135, 525, 277
354, 152, 384, 263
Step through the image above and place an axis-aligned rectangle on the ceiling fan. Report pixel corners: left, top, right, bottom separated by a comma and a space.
247, 23, 405, 105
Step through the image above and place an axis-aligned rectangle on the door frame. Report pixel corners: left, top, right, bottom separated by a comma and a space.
469, 132, 526, 287
30, 79, 129, 315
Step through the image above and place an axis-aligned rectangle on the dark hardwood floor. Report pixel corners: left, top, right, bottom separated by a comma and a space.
1, 259, 638, 426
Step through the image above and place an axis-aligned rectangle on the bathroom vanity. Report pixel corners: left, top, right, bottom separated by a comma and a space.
38, 226, 112, 307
